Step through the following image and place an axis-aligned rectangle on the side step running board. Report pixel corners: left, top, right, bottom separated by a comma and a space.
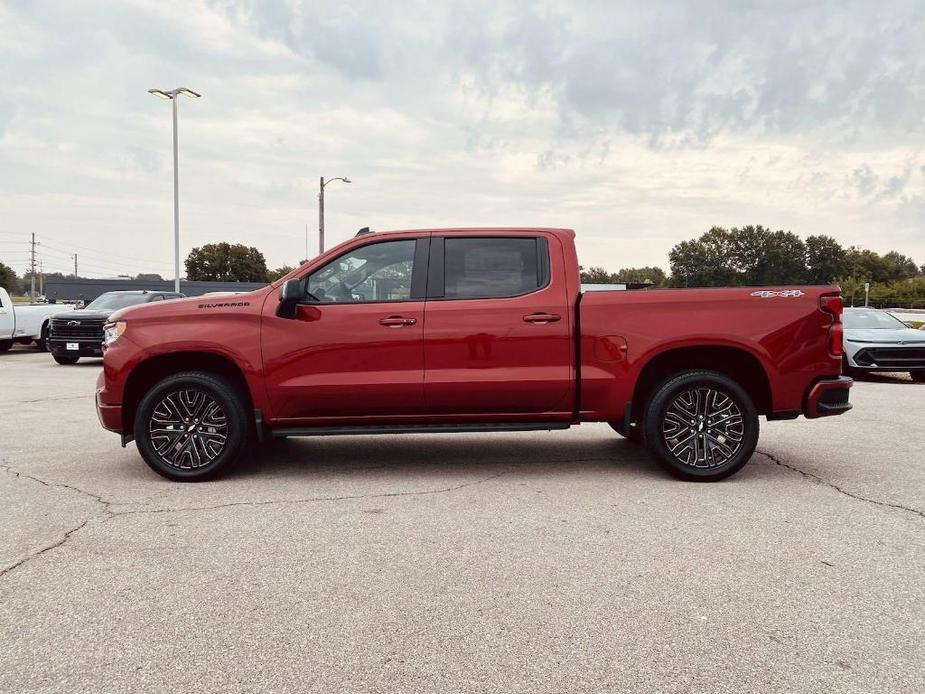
271, 422, 571, 438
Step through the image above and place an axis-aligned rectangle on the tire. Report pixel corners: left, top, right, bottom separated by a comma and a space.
134, 371, 250, 482
36, 322, 49, 352
608, 421, 642, 443
0, 340, 12, 352
53, 355, 79, 365
642, 369, 759, 482
911, 372, 925, 383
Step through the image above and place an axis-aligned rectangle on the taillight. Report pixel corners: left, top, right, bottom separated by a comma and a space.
819, 294, 843, 357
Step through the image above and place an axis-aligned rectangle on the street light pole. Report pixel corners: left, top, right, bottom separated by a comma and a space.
318, 176, 351, 254
148, 87, 201, 293
319, 176, 324, 255
171, 95, 180, 294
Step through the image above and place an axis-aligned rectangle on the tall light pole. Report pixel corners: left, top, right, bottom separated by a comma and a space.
148, 87, 201, 292
319, 176, 351, 254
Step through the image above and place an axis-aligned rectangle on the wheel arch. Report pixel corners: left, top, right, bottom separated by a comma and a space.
122, 351, 254, 433
631, 344, 773, 417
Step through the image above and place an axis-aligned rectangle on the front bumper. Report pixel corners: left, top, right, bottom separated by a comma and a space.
845, 343, 925, 372
804, 376, 853, 419
95, 371, 123, 434
49, 338, 103, 358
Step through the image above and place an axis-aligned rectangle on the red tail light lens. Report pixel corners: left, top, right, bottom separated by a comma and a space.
819, 295, 843, 317
820, 294, 843, 357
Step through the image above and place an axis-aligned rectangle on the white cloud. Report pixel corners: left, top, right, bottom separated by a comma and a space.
0, 0, 923, 279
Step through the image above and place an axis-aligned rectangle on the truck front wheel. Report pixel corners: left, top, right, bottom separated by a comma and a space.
134, 371, 249, 482
642, 370, 759, 482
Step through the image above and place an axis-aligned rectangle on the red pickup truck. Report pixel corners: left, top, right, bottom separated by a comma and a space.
96, 228, 851, 482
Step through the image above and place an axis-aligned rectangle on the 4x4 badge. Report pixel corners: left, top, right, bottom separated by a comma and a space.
750, 290, 805, 298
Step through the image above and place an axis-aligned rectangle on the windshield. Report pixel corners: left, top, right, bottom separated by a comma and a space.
85, 293, 149, 311
843, 309, 907, 330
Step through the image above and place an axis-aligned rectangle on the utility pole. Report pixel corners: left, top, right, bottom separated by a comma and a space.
29, 232, 37, 303
305, 223, 309, 264
72, 253, 78, 278
39, 260, 44, 296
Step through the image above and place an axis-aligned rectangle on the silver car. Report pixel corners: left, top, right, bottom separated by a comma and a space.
843, 307, 925, 382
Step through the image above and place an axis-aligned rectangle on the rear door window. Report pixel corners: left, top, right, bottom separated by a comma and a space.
439, 237, 547, 299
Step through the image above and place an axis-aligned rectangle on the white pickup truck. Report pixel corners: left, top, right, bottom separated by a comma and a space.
0, 287, 67, 352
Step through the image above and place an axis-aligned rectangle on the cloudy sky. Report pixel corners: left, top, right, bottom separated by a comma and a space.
1, 0, 923, 279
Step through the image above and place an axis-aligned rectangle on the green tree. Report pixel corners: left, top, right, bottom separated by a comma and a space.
736, 227, 806, 285
805, 235, 848, 284
882, 251, 919, 280
185, 243, 269, 282
844, 247, 894, 283
671, 225, 809, 286
0, 261, 17, 293
267, 265, 295, 282
668, 226, 739, 286
612, 266, 667, 286
579, 266, 614, 284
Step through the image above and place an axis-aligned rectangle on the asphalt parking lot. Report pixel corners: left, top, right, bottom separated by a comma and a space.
1, 348, 923, 693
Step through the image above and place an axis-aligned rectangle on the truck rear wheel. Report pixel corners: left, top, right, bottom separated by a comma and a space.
0, 340, 11, 352
642, 370, 759, 482
911, 372, 925, 383
134, 371, 249, 482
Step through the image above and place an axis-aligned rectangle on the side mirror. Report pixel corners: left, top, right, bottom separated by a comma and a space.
277, 278, 305, 319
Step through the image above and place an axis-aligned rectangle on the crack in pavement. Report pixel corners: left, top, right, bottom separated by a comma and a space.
0, 520, 91, 579
0, 462, 115, 580
2, 394, 89, 405
0, 452, 623, 580
0, 461, 518, 580
0, 463, 113, 508
756, 449, 925, 521
117, 469, 515, 517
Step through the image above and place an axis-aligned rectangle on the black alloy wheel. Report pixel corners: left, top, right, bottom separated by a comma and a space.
134, 371, 249, 481
643, 370, 759, 482
148, 389, 229, 470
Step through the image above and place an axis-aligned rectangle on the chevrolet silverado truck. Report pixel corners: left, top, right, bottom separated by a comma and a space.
96, 228, 851, 482
49, 290, 184, 364
0, 287, 65, 352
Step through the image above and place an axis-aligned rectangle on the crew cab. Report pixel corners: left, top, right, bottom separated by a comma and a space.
49, 290, 184, 364
0, 287, 65, 352
96, 228, 851, 482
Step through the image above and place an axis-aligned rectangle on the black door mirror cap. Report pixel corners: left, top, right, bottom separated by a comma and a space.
277, 278, 305, 318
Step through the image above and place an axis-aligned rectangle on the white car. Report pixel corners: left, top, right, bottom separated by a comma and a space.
842, 307, 925, 382
0, 287, 67, 352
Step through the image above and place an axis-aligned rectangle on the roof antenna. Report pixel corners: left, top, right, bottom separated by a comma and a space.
355, 227, 372, 237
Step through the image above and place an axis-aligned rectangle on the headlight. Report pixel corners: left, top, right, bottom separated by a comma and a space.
103, 321, 127, 346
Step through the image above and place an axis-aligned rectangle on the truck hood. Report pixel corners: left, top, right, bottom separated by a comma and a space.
50, 309, 117, 322
844, 327, 925, 344
110, 289, 267, 323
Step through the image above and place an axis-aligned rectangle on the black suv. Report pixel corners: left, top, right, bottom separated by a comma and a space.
48, 290, 184, 364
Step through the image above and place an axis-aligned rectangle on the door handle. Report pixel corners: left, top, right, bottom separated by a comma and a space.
523, 312, 561, 324
379, 316, 417, 327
